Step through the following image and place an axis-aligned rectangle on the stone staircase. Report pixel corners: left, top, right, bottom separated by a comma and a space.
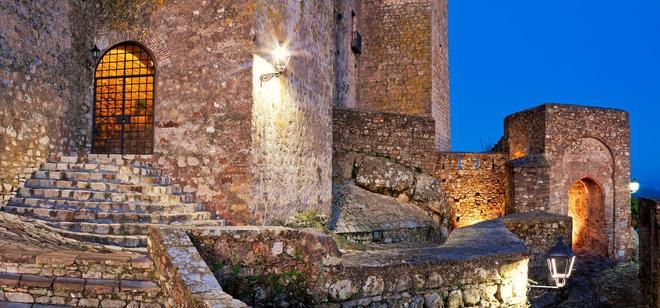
1, 154, 223, 250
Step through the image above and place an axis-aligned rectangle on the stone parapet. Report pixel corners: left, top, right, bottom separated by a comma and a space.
147, 227, 246, 308
500, 211, 572, 281
149, 221, 529, 306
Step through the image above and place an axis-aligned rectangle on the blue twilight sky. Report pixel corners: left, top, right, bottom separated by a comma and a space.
448, 0, 660, 192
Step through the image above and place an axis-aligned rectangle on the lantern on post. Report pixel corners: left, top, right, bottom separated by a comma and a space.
529, 236, 576, 289
546, 236, 576, 288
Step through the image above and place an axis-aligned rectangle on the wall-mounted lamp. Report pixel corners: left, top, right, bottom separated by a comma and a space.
629, 180, 640, 194
259, 44, 290, 85
90, 45, 101, 61
529, 236, 576, 289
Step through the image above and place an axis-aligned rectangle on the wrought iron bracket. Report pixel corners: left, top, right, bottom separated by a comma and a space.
259, 72, 282, 86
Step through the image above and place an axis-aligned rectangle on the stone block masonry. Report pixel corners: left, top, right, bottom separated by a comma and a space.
149, 221, 530, 306
0, 0, 92, 203
500, 212, 572, 281
504, 104, 632, 260
333, 107, 436, 173
87, 0, 255, 224
352, 0, 450, 150
434, 152, 509, 228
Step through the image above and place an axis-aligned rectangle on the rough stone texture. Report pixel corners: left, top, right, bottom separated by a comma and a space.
0, 0, 91, 203
354, 0, 450, 151
161, 222, 529, 306
333, 0, 359, 110
333, 108, 437, 173
0, 212, 165, 307
331, 155, 451, 244
147, 227, 246, 308
434, 152, 509, 228
188, 226, 342, 305
330, 181, 443, 244
430, 0, 451, 151
638, 198, 659, 308
504, 104, 631, 260
500, 211, 572, 281
250, 0, 335, 224
354, 156, 416, 195
87, 0, 255, 224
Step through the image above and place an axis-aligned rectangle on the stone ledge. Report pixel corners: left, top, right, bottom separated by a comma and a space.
147, 227, 247, 308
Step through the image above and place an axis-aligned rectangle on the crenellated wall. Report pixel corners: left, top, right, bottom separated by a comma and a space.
433, 153, 509, 228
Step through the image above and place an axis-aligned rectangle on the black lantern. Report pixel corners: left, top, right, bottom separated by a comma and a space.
90, 45, 101, 61
546, 236, 576, 288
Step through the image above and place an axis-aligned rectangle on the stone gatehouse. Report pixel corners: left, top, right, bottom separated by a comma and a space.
0, 0, 635, 306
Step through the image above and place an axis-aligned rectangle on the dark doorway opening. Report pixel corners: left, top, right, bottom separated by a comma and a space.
568, 178, 607, 256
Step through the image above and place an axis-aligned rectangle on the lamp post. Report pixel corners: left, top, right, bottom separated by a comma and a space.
259, 43, 290, 85
529, 236, 576, 289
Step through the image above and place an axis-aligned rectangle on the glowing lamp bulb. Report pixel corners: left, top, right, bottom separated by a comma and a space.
272, 46, 289, 71
629, 181, 640, 194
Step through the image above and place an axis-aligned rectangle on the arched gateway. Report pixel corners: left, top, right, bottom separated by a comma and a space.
568, 178, 607, 256
92, 42, 155, 154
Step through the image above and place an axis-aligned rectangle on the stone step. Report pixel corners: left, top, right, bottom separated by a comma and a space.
0, 246, 153, 280
1, 206, 212, 224
25, 179, 183, 195
47, 220, 225, 236
51, 154, 154, 168
0, 272, 161, 307
51, 228, 147, 247
17, 188, 191, 204
40, 162, 161, 176
8, 197, 202, 214
33, 170, 172, 186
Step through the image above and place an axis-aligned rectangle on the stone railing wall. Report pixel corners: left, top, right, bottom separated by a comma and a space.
147, 227, 246, 308
333, 108, 437, 172
500, 212, 572, 281
639, 198, 659, 307
433, 152, 509, 227
149, 222, 530, 307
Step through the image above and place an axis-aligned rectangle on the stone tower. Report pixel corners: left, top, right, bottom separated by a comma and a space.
334, 0, 450, 151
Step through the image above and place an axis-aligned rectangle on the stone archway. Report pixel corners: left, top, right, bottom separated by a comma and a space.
568, 178, 607, 256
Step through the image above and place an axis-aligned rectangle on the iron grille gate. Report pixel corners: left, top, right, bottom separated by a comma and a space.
92, 43, 155, 155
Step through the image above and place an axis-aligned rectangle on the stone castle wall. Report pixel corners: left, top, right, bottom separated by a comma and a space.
250, 0, 336, 224
333, 108, 510, 228
332, 108, 436, 172
0, 0, 92, 203
344, 0, 450, 150
505, 104, 632, 260
86, 0, 254, 224
430, 0, 451, 151
434, 152, 508, 228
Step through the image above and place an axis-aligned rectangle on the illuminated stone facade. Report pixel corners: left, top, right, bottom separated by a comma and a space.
1, 1, 631, 258
503, 104, 632, 260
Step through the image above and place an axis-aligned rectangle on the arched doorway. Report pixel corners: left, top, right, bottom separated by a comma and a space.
568, 178, 607, 256
92, 42, 155, 154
